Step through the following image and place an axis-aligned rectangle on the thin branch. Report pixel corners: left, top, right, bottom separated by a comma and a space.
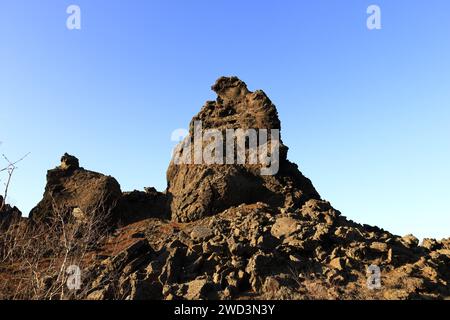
0, 152, 30, 171
1, 152, 30, 209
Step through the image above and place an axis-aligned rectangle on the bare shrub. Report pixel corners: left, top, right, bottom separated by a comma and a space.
0, 191, 115, 300
0, 153, 30, 210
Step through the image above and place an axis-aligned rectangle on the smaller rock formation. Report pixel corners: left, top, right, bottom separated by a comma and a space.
0, 195, 22, 229
29, 154, 167, 226
29, 153, 122, 223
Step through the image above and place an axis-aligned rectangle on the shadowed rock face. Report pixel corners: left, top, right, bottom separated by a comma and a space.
29, 153, 123, 222
0, 195, 22, 229
115, 188, 168, 225
167, 76, 320, 222
29, 154, 168, 225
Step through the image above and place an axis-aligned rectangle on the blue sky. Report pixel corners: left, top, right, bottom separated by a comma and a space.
1, 1, 449, 240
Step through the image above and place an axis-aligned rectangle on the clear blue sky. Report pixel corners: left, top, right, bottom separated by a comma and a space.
1, 1, 449, 240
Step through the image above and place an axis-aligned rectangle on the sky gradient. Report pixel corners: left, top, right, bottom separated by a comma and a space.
1, 1, 449, 240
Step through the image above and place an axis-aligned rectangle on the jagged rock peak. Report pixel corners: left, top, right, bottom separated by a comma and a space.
211, 76, 250, 100
167, 77, 320, 222
192, 76, 281, 132
60, 153, 80, 170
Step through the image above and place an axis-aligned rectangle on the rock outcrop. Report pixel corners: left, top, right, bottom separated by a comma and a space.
29, 153, 123, 223
167, 77, 319, 222
0, 196, 22, 229
29, 154, 168, 225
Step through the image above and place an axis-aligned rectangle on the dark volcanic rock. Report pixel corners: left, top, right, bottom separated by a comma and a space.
29, 153, 122, 223
0, 196, 22, 229
30, 154, 168, 225
80, 201, 450, 300
167, 76, 320, 222
115, 188, 169, 225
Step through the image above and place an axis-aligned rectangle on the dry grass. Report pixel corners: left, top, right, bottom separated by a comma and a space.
0, 194, 113, 300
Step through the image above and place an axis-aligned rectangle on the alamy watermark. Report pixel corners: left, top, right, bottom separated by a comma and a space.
367, 264, 382, 289
367, 5, 382, 30
64, 5, 381, 31
171, 121, 280, 176
66, 265, 82, 290
66, 5, 81, 30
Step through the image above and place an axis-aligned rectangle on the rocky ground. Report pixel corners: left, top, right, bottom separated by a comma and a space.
0, 77, 449, 300
79, 202, 450, 300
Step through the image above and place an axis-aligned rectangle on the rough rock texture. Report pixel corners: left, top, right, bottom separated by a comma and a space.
115, 188, 168, 225
167, 77, 319, 222
29, 153, 123, 222
0, 196, 22, 229
82, 202, 450, 300
30, 153, 168, 225
30, 154, 167, 225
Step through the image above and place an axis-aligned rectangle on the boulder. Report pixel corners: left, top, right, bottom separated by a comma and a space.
401, 234, 419, 248
270, 217, 299, 239
190, 225, 214, 242
185, 278, 217, 300
245, 252, 283, 292
129, 275, 163, 300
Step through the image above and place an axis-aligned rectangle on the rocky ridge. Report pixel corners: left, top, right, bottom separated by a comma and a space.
1, 77, 449, 300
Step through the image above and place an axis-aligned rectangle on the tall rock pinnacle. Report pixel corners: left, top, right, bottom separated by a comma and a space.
167, 76, 320, 222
